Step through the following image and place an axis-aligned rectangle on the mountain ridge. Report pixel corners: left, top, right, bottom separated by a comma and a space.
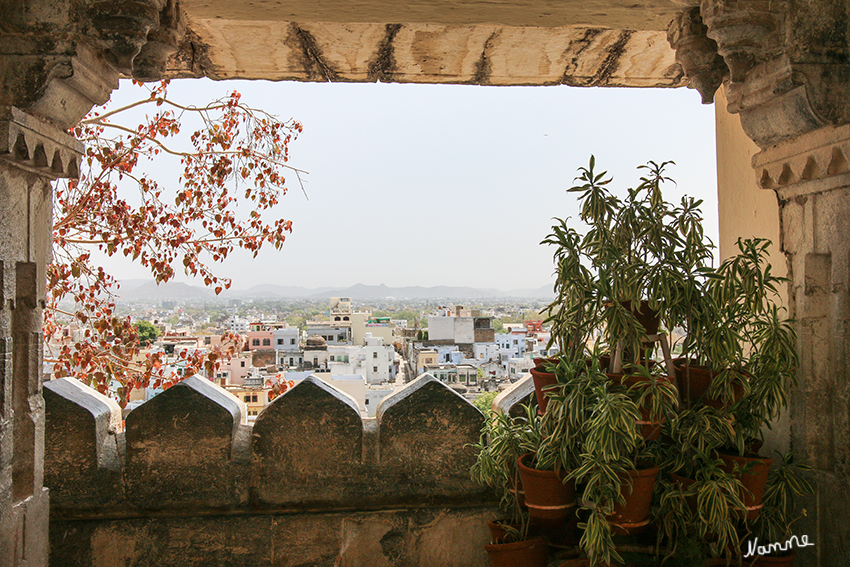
115, 280, 553, 301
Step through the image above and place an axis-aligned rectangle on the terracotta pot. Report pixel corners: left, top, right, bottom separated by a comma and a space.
719, 453, 773, 520
517, 453, 576, 523
620, 299, 661, 335
533, 356, 559, 369
608, 463, 659, 535
530, 367, 558, 415
636, 406, 664, 440
607, 373, 670, 440
484, 536, 549, 567
488, 520, 521, 544
673, 359, 716, 401
669, 472, 698, 514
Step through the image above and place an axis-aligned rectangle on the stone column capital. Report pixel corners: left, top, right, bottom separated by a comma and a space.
669, 0, 850, 149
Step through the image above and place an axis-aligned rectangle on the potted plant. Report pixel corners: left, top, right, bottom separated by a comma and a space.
516, 398, 580, 525
743, 452, 814, 566
521, 157, 800, 567
656, 414, 749, 564
470, 407, 551, 566
705, 239, 797, 521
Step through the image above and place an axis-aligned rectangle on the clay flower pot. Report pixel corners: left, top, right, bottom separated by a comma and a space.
619, 299, 661, 335
607, 373, 670, 440
608, 462, 660, 535
673, 359, 716, 402
517, 453, 576, 523
488, 519, 524, 544
719, 453, 773, 519
484, 536, 549, 567
673, 360, 744, 409
530, 366, 558, 415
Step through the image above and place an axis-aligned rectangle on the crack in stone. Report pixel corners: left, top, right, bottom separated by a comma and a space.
561, 28, 603, 85
368, 23, 402, 82
291, 23, 339, 82
471, 29, 500, 85
589, 29, 634, 86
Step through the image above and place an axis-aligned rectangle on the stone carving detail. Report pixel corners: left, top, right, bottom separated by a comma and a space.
88, 0, 167, 73
132, 0, 187, 82
0, 107, 83, 178
667, 7, 728, 104
700, 0, 783, 83
684, 0, 850, 149
753, 123, 850, 191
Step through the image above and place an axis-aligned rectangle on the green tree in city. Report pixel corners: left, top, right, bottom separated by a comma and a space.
134, 321, 161, 346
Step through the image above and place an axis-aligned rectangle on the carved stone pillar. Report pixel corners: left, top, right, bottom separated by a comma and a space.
670, 1, 850, 564
0, 106, 84, 566
752, 125, 850, 566
0, 0, 184, 564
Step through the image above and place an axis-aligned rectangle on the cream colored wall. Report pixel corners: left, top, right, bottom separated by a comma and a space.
714, 87, 785, 283
714, 86, 789, 453
351, 313, 395, 346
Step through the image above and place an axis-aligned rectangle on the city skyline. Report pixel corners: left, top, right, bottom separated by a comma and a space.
89, 79, 719, 293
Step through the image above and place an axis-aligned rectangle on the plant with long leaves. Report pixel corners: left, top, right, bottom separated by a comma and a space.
704, 238, 798, 452
751, 451, 813, 546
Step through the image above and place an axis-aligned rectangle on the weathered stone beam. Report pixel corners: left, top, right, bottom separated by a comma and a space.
176, 20, 686, 88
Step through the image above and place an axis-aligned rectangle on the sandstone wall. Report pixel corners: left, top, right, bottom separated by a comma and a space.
43, 374, 496, 567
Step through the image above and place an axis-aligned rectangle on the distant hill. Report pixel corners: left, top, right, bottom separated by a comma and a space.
116, 280, 553, 300
120, 281, 213, 300
237, 284, 335, 298
311, 283, 552, 300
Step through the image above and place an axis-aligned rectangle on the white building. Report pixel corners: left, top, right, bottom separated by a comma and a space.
227, 315, 249, 334
473, 343, 500, 363
507, 357, 535, 381
428, 315, 474, 344
496, 332, 527, 361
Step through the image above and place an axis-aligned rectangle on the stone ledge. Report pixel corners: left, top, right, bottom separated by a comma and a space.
493, 372, 534, 417
754, 123, 850, 195
49, 505, 497, 567
0, 107, 83, 179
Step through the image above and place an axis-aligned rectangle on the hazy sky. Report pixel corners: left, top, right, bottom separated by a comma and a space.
91, 79, 718, 292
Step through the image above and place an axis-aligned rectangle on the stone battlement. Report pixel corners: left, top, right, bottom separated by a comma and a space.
43, 374, 497, 566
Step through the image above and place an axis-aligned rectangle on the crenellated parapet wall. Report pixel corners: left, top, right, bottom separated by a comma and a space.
43, 374, 496, 567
